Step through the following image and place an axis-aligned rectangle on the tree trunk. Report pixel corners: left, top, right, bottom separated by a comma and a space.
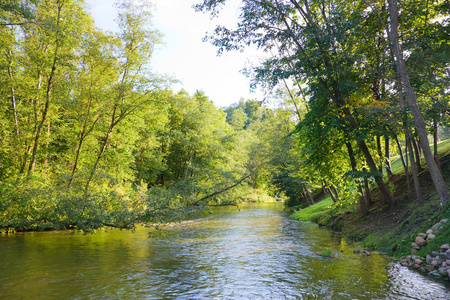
340, 107, 395, 207
322, 182, 337, 203
68, 133, 84, 187
362, 167, 372, 205
377, 136, 383, 172
385, 136, 393, 177
407, 136, 424, 205
364, 176, 372, 205
433, 117, 441, 172
345, 142, 358, 170
357, 138, 395, 208
387, 0, 449, 206
306, 187, 315, 204
42, 119, 50, 168
394, 135, 407, 171
281, 77, 303, 121
395, 61, 422, 203
301, 189, 310, 206
330, 185, 339, 201
184, 151, 195, 180
404, 142, 413, 199
358, 183, 369, 216
84, 110, 115, 194
7, 50, 19, 135
327, 187, 337, 203
27, 3, 63, 176
346, 142, 368, 215
411, 138, 423, 172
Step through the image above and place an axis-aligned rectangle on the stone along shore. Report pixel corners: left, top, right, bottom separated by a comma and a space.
399, 219, 450, 278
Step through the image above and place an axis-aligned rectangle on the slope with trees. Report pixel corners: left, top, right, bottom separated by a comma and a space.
1, 0, 449, 233
195, 0, 450, 213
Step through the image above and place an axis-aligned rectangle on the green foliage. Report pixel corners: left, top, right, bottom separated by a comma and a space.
0, 1, 259, 231
197, 0, 450, 212
0, 176, 136, 231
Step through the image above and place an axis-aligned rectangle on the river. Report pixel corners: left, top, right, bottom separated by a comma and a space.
0, 202, 449, 299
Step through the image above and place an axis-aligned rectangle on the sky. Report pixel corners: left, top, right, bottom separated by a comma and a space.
85, 0, 266, 108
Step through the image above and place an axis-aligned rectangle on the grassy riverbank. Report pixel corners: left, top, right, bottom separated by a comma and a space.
291, 140, 450, 258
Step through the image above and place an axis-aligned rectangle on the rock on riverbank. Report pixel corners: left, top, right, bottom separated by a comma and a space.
400, 219, 449, 279
400, 244, 450, 278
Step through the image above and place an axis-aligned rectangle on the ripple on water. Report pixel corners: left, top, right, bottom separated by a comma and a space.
0, 203, 449, 299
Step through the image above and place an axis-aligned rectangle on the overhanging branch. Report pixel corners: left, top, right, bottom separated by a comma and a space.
191, 173, 252, 206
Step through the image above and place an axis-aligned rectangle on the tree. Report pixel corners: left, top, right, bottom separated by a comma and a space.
82, 0, 163, 193
383, 0, 449, 206
66, 30, 119, 187
196, 0, 396, 207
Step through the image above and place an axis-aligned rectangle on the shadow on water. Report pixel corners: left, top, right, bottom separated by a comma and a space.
0, 202, 449, 299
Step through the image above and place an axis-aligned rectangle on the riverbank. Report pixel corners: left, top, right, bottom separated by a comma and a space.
291, 143, 450, 280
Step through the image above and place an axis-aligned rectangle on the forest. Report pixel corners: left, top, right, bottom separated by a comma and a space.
0, 0, 449, 232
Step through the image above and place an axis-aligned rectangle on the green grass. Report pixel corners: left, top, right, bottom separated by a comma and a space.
290, 196, 333, 222
357, 199, 448, 257
390, 138, 450, 175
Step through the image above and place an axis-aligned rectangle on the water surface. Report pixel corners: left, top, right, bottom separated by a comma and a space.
1, 202, 449, 299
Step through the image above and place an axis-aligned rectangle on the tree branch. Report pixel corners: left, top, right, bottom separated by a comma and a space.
0, 21, 34, 26
191, 173, 252, 206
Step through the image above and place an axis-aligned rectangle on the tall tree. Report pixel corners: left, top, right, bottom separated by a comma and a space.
384, 0, 449, 206
82, 0, 163, 193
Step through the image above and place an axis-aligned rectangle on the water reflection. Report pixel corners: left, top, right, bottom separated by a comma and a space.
0, 202, 448, 299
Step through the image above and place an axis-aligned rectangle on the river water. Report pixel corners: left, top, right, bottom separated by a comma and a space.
0, 202, 449, 299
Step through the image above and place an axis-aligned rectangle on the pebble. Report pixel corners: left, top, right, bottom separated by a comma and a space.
431, 224, 439, 233
403, 220, 449, 279
429, 270, 441, 277
362, 250, 371, 256
426, 233, 435, 241
415, 236, 426, 246
425, 265, 435, 272
439, 253, 449, 261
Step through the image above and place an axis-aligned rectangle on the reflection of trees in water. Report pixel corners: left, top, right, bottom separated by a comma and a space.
0, 205, 448, 299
